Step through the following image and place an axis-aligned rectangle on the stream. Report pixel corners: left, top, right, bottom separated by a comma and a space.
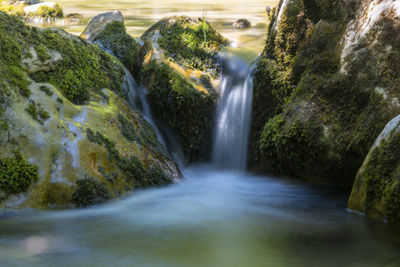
0, 166, 399, 266
1, 1, 400, 266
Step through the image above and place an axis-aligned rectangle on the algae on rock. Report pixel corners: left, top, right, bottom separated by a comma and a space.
0, 11, 180, 209
250, 0, 400, 188
139, 16, 229, 162
81, 11, 140, 77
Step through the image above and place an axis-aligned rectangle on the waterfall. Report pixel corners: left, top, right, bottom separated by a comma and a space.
123, 69, 185, 167
212, 54, 254, 170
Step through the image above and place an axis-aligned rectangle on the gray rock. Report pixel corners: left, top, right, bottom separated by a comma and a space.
81, 10, 124, 42
233, 18, 251, 29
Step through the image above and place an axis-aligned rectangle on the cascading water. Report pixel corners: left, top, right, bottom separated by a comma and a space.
123, 69, 185, 167
212, 54, 254, 170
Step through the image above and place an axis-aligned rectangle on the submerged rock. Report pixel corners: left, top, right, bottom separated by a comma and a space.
233, 19, 251, 29
0, 12, 179, 209
250, 0, 400, 186
81, 11, 140, 77
349, 115, 400, 223
138, 16, 229, 162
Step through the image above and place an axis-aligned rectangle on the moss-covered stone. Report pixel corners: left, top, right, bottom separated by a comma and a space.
0, 12, 180, 209
139, 16, 228, 162
349, 115, 400, 223
72, 176, 110, 207
140, 60, 216, 162
93, 21, 140, 76
250, 0, 400, 187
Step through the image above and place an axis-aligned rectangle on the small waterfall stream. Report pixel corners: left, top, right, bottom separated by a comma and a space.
123, 69, 185, 167
212, 54, 254, 170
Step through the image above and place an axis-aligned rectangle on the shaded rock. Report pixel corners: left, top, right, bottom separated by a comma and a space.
80, 10, 123, 42
233, 18, 251, 29
81, 11, 140, 77
250, 0, 400, 186
349, 115, 400, 223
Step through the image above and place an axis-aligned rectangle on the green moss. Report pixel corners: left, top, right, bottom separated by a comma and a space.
0, 3, 63, 19
86, 129, 172, 187
251, 0, 397, 185
0, 3, 25, 16
259, 114, 326, 177
25, 101, 50, 124
86, 127, 173, 187
35, 44, 51, 62
143, 16, 229, 76
0, 12, 125, 105
39, 85, 53, 96
72, 175, 110, 207
118, 113, 137, 142
140, 60, 216, 161
36, 4, 63, 19
0, 152, 39, 194
384, 182, 400, 223
94, 21, 139, 76
360, 131, 400, 222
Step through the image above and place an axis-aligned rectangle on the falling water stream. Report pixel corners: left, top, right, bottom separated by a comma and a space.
213, 54, 253, 170
0, 56, 400, 266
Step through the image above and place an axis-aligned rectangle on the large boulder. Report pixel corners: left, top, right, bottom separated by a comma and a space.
349, 115, 400, 223
138, 16, 229, 162
80, 10, 123, 41
250, 0, 400, 186
0, 12, 179, 208
81, 11, 140, 77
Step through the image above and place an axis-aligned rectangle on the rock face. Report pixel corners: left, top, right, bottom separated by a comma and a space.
0, 12, 179, 208
138, 16, 229, 162
81, 10, 124, 42
349, 115, 400, 223
81, 11, 140, 77
251, 0, 400, 186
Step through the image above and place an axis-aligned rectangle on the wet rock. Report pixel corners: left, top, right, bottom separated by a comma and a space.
250, 0, 400, 187
80, 10, 124, 42
81, 11, 140, 76
139, 16, 229, 162
349, 115, 400, 223
233, 18, 251, 29
0, 12, 179, 209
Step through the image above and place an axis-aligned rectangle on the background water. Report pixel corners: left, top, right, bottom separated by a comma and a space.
56, 0, 278, 62
0, 166, 399, 266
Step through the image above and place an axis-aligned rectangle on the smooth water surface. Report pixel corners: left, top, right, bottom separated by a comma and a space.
56, 0, 279, 61
0, 166, 399, 267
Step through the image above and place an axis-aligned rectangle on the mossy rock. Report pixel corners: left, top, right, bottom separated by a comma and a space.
250, 0, 400, 186
93, 21, 140, 76
72, 176, 111, 207
0, 152, 39, 195
81, 11, 140, 77
0, 12, 180, 209
139, 16, 229, 162
140, 60, 216, 162
349, 115, 400, 223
